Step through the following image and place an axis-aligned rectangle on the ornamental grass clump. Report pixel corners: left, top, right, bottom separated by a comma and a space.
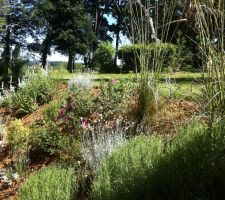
19, 166, 77, 200
68, 73, 94, 90
128, 0, 179, 124
194, 0, 225, 120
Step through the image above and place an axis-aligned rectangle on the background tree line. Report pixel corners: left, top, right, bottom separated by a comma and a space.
0, 0, 222, 76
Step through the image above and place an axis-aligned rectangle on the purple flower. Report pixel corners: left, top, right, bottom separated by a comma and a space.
59, 108, 65, 115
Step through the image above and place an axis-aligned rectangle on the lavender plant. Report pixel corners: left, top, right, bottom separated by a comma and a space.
81, 119, 131, 170
68, 73, 95, 90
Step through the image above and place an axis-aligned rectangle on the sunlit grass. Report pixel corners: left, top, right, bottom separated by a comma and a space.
51, 70, 201, 81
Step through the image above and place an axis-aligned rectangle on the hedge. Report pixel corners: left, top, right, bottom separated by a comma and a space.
117, 43, 178, 72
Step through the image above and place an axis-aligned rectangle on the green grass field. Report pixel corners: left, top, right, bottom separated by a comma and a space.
1, 70, 202, 99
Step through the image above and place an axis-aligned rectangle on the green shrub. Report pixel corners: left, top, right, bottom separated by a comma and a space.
96, 79, 133, 120
92, 42, 115, 73
7, 120, 30, 175
19, 166, 77, 200
44, 100, 62, 122
7, 119, 30, 152
117, 43, 178, 72
29, 123, 61, 156
4, 70, 56, 114
156, 120, 225, 200
29, 122, 81, 162
58, 80, 132, 135
58, 136, 81, 165
58, 86, 94, 135
93, 120, 225, 200
92, 136, 165, 200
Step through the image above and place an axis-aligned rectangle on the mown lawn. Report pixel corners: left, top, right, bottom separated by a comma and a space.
51, 70, 202, 99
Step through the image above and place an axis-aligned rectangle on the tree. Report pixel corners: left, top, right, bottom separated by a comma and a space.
47, 0, 95, 72
0, 0, 7, 28
84, 0, 113, 48
108, 0, 129, 66
92, 41, 115, 72
28, 0, 56, 69
0, 0, 37, 75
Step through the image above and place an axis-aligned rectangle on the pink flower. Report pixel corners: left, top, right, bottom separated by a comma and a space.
81, 118, 90, 129
111, 79, 118, 84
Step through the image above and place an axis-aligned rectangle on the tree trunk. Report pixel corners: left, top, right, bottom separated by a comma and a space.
135, 0, 160, 43
67, 52, 74, 73
92, 0, 101, 51
72, 57, 75, 72
94, 0, 100, 36
113, 18, 121, 67
41, 31, 51, 69
41, 46, 48, 70
2, 27, 11, 75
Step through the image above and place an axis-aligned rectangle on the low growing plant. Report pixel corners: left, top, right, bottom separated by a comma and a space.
93, 119, 225, 200
19, 166, 77, 200
7, 119, 30, 153
29, 123, 61, 157
82, 120, 128, 170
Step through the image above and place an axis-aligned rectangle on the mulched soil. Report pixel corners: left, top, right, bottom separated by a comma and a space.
149, 99, 199, 137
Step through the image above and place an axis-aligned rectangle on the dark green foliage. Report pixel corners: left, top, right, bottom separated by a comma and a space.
92, 42, 116, 73
93, 120, 225, 200
0, 0, 37, 75
19, 166, 77, 200
117, 43, 178, 72
11, 44, 27, 77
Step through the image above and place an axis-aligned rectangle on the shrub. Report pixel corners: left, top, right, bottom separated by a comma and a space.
29, 123, 61, 156
58, 80, 133, 135
82, 120, 128, 170
156, 120, 225, 200
92, 42, 115, 73
19, 166, 77, 200
57, 86, 94, 135
44, 100, 62, 122
7, 119, 30, 152
95, 79, 133, 120
93, 120, 225, 200
92, 135, 165, 200
58, 136, 81, 165
117, 43, 178, 72
4, 69, 56, 114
